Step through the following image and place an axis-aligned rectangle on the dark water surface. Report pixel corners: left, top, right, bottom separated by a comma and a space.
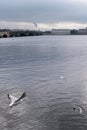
0, 36, 87, 129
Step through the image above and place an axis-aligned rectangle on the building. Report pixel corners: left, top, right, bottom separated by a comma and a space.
51, 29, 71, 35
78, 27, 87, 35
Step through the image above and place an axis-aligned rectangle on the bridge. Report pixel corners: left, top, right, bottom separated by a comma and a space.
0, 31, 10, 38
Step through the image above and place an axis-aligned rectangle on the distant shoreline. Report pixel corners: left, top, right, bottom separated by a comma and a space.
0, 28, 87, 38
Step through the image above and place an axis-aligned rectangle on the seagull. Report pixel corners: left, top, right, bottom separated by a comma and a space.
59, 75, 66, 80
7, 92, 26, 107
33, 22, 37, 28
73, 105, 83, 114
60, 76, 64, 79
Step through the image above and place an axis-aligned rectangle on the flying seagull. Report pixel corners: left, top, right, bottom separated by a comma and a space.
7, 92, 26, 107
33, 22, 37, 28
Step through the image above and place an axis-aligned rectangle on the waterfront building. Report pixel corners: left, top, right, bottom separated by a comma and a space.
51, 29, 71, 35
78, 28, 87, 35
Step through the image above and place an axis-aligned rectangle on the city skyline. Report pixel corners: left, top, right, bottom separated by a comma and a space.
0, 0, 87, 30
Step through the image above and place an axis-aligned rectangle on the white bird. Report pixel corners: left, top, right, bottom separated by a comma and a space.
60, 76, 65, 79
73, 105, 83, 114
60, 76, 64, 79
7, 92, 26, 107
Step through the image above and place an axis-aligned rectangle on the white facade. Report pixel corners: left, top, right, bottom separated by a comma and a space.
51, 29, 71, 35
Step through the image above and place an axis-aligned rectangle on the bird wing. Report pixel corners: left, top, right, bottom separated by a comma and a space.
7, 94, 18, 107
16, 92, 26, 102
8, 94, 18, 102
7, 94, 11, 100
78, 106, 83, 113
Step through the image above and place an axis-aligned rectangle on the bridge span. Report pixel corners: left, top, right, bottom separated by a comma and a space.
0, 31, 10, 38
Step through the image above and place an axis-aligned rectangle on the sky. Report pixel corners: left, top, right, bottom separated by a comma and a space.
0, 0, 87, 30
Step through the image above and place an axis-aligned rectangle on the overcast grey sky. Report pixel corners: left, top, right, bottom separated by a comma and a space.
0, 0, 87, 30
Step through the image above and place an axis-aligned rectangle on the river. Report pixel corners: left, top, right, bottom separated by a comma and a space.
0, 36, 87, 130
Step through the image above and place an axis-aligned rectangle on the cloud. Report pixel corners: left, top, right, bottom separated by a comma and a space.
0, 0, 87, 29
0, 21, 87, 31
